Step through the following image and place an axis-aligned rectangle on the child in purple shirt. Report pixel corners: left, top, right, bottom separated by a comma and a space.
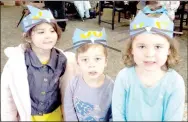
62, 28, 121, 121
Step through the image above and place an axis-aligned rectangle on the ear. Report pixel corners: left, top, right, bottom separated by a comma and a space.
76, 59, 80, 66
131, 48, 134, 55
105, 58, 108, 67
168, 49, 171, 55
22, 32, 26, 38
23, 32, 32, 43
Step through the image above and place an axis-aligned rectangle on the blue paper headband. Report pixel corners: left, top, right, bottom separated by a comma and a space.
118, 6, 183, 42
21, 5, 68, 32
64, 28, 121, 52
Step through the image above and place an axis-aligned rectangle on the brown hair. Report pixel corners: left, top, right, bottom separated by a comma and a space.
23, 22, 62, 48
76, 43, 108, 59
122, 34, 180, 71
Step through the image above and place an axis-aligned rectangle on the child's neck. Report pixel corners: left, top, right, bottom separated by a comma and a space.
31, 46, 52, 63
83, 74, 105, 88
135, 66, 166, 87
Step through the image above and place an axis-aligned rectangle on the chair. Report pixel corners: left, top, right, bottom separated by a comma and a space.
175, 1, 188, 32
98, 1, 127, 30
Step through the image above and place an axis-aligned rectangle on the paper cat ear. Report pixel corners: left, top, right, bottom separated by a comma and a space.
72, 28, 86, 44
21, 5, 68, 32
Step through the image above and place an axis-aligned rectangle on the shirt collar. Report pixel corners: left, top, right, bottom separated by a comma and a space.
25, 47, 67, 71
47, 48, 57, 71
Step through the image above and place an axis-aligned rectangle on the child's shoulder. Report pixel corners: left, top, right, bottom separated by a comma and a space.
69, 75, 81, 85
105, 75, 114, 83
55, 47, 77, 65
114, 67, 135, 88
101, 75, 114, 94
4, 44, 25, 58
161, 69, 185, 93
53, 48, 66, 58
55, 47, 75, 57
156, 69, 185, 97
66, 75, 81, 92
166, 69, 185, 85
105, 75, 114, 87
117, 66, 134, 78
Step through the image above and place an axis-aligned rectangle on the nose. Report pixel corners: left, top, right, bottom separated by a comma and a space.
145, 48, 155, 57
45, 31, 52, 39
88, 60, 96, 68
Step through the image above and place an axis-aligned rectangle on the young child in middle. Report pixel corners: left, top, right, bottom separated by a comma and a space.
62, 28, 121, 121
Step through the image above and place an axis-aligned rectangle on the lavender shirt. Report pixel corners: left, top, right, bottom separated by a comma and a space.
63, 75, 114, 121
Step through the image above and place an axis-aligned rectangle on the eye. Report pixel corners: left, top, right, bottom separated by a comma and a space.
95, 57, 101, 61
155, 46, 162, 49
81, 58, 88, 62
138, 45, 145, 49
37, 31, 44, 34
51, 30, 55, 33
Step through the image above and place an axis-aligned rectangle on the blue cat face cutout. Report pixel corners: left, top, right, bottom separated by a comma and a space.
64, 28, 121, 52
118, 6, 183, 42
21, 5, 68, 32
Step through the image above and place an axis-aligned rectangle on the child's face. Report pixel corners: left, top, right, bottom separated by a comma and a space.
77, 46, 107, 80
131, 33, 170, 71
30, 22, 58, 50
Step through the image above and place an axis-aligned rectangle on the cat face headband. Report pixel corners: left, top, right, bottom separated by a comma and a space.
119, 6, 183, 42
64, 28, 121, 52
21, 5, 68, 32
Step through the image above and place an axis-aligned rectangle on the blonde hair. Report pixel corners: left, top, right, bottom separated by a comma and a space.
123, 34, 180, 71
23, 22, 62, 48
76, 43, 108, 59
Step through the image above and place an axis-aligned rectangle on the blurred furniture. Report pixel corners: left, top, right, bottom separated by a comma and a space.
98, 1, 121, 30
44, 1, 67, 31
1, 1, 15, 6
98, 1, 137, 30
176, 1, 188, 32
